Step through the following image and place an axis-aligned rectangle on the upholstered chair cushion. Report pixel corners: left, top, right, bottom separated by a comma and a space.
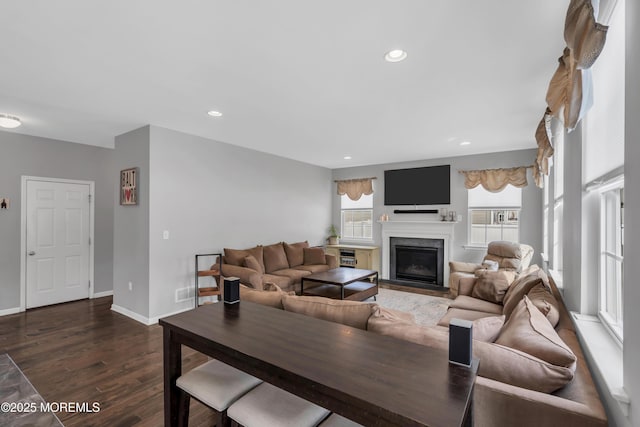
284, 241, 309, 267
303, 247, 326, 265
263, 242, 290, 273
473, 315, 506, 343
282, 295, 376, 330
483, 241, 534, 272
527, 283, 561, 327
243, 255, 264, 274
227, 382, 330, 427
225, 246, 264, 271
496, 296, 576, 368
471, 270, 516, 304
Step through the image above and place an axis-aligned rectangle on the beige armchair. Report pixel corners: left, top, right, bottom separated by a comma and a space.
449, 241, 534, 297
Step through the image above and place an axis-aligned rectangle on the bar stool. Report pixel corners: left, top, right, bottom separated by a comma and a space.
319, 414, 364, 427
176, 359, 262, 426
227, 382, 330, 427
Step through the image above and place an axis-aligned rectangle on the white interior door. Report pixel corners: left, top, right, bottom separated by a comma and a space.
26, 180, 91, 308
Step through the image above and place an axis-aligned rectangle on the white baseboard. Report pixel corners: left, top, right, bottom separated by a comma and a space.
92, 290, 114, 298
111, 304, 154, 325
0, 307, 22, 317
111, 304, 195, 325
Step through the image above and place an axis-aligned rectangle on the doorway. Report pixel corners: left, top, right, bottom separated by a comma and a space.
20, 176, 95, 310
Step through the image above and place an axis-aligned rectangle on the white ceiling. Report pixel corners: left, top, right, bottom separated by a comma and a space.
0, 1, 566, 169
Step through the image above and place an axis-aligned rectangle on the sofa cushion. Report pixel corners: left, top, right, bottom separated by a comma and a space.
450, 295, 503, 314
270, 268, 311, 283
496, 296, 577, 368
502, 268, 550, 319
263, 242, 290, 273
261, 274, 294, 292
473, 315, 506, 342
282, 295, 376, 330
239, 284, 291, 309
303, 247, 326, 265
369, 312, 574, 393
243, 255, 264, 274
292, 264, 332, 274
284, 241, 309, 267
366, 305, 416, 330
527, 283, 560, 327
225, 246, 264, 271
438, 307, 498, 327
471, 270, 516, 304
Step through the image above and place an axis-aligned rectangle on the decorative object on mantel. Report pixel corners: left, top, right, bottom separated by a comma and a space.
379, 213, 390, 221
439, 208, 448, 221
459, 166, 531, 192
335, 177, 376, 201
120, 167, 139, 205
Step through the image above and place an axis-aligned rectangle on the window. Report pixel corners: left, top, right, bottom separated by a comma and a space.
552, 134, 564, 272
341, 194, 373, 241
542, 173, 550, 262
599, 183, 624, 341
467, 185, 521, 245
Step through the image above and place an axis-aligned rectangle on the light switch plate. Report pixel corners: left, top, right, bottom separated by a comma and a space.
163, 230, 169, 240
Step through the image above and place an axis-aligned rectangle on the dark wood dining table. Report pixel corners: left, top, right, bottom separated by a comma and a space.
159, 301, 478, 427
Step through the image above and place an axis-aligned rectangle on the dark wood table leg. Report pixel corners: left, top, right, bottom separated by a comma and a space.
163, 327, 183, 427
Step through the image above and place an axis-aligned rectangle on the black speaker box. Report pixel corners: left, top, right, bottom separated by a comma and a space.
223, 277, 240, 304
449, 318, 473, 367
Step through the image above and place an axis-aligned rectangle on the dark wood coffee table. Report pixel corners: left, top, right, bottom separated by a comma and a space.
300, 267, 378, 301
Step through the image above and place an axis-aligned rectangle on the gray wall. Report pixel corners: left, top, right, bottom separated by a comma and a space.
624, 0, 640, 425
112, 126, 150, 318
113, 126, 333, 320
331, 149, 542, 267
0, 132, 114, 310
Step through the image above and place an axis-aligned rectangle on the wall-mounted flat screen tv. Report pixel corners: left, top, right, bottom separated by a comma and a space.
384, 165, 450, 205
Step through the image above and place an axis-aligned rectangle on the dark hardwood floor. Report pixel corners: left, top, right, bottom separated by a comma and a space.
0, 297, 217, 427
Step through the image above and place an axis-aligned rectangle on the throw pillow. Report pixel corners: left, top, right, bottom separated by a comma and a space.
481, 260, 499, 271
282, 295, 376, 330
502, 268, 549, 319
243, 255, 264, 274
472, 315, 505, 342
224, 246, 264, 271
495, 296, 576, 368
471, 271, 514, 304
283, 241, 309, 267
303, 247, 326, 265
527, 283, 560, 327
263, 242, 290, 273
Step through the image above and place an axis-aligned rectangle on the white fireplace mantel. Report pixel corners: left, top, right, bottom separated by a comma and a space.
379, 220, 457, 286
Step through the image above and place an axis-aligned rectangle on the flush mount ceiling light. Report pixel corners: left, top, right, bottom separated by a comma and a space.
384, 49, 407, 63
343, 156, 352, 160
0, 114, 21, 128
207, 110, 223, 117
460, 141, 471, 146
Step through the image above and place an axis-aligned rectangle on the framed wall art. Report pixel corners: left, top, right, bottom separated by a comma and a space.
120, 167, 139, 205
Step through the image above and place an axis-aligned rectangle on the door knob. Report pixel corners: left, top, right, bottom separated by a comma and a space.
28, 251, 36, 256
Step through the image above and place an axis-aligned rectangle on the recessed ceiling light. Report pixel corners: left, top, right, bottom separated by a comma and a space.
460, 141, 471, 146
343, 156, 352, 160
0, 114, 21, 129
384, 49, 407, 63
207, 110, 223, 117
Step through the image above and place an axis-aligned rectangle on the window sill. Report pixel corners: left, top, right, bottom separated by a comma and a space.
462, 244, 487, 251
572, 312, 630, 416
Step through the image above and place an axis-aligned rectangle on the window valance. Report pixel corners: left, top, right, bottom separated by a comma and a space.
335, 177, 376, 201
459, 166, 530, 192
533, 108, 555, 188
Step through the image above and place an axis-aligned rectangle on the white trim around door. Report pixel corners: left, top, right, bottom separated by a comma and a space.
20, 176, 96, 312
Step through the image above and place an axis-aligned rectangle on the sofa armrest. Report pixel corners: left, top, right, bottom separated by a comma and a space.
474, 376, 606, 427
449, 261, 483, 274
221, 264, 263, 289
325, 253, 337, 269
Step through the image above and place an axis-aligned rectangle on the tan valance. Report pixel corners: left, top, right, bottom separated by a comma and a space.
533, 109, 555, 188
335, 177, 375, 201
460, 166, 530, 192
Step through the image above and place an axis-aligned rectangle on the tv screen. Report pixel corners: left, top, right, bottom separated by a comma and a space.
384, 165, 450, 205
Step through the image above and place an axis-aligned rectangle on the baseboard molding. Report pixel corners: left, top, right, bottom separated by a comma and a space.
0, 307, 22, 317
111, 304, 195, 326
92, 290, 114, 299
111, 304, 154, 325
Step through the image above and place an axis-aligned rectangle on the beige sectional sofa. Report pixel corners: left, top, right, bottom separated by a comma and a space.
221, 241, 337, 293
239, 266, 607, 427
